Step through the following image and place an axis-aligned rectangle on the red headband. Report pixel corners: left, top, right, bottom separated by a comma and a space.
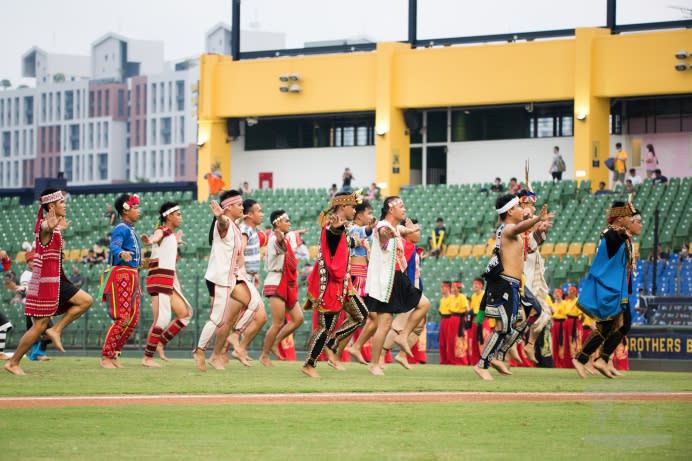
122, 194, 140, 211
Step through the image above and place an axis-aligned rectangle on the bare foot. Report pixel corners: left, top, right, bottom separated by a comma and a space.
524, 343, 538, 363
394, 353, 411, 370
490, 359, 513, 376
227, 333, 240, 352
100, 358, 117, 369
608, 365, 624, 377
585, 362, 597, 375
141, 356, 162, 368
0, 352, 11, 360
259, 354, 273, 368
301, 365, 320, 378
507, 345, 521, 363
4, 362, 26, 375
271, 345, 285, 361
36, 355, 51, 362
393, 334, 413, 356
208, 354, 226, 370
112, 359, 124, 368
473, 365, 494, 381
156, 343, 170, 361
346, 345, 368, 365
368, 365, 385, 376
192, 349, 207, 372
328, 360, 346, 371
572, 358, 587, 379
592, 358, 614, 379
44, 327, 65, 352
231, 349, 251, 367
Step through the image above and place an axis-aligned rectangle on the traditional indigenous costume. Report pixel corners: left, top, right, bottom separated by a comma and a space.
303, 191, 368, 369
466, 288, 484, 365
403, 239, 427, 364
437, 283, 453, 364
450, 283, 469, 365
196, 195, 261, 351
563, 287, 582, 369
143, 216, 193, 358
574, 201, 637, 368
0, 252, 13, 358
550, 291, 568, 368
101, 195, 143, 360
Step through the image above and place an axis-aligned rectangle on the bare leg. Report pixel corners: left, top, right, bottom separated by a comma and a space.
346, 312, 377, 365
394, 296, 430, 356
45, 290, 93, 352
235, 305, 267, 365
369, 313, 393, 376
260, 297, 287, 367
4, 317, 51, 375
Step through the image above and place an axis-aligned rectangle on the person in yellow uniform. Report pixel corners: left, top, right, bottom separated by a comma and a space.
449, 281, 469, 365
549, 288, 568, 368
437, 281, 453, 364
613, 142, 628, 184
467, 278, 485, 365
563, 286, 582, 369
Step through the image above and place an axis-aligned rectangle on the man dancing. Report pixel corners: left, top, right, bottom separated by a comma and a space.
4, 189, 93, 375
473, 194, 552, 380
301, 191, 369, 378
101, 193, 143, 369
572, 201, 641, 379
141, 202, 193, 367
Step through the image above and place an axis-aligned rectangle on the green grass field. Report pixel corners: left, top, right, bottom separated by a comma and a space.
2, 359, 691, 460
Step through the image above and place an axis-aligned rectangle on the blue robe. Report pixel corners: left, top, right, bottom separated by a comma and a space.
577, 235, 629, 321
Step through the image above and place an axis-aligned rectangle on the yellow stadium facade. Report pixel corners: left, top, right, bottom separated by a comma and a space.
197, 27, 692, 201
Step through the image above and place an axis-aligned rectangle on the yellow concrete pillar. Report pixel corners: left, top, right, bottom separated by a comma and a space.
573, 28, 611, 191
197, 54, 231, 202
375, 42, 410, 197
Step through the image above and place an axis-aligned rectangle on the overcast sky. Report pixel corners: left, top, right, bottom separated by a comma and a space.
1, 0, 690, 86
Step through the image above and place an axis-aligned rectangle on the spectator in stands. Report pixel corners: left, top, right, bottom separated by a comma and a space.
103, 204, 117, 226
366, 182, 380, 201
549, 146, 566, 182
21, 241, 32, 252
490, 177, 504, 193
508, 177, 521, 194
613, 142, 628, 184
635, 288, 654, 325
627, 168, 642, 186
69, 265, 84, 289
679, 243, 689, 262
62, 191, 72, 201
299, 261, 312, 286
341, 167, 355, 192
328, 183, 338, 199
92, 244, 107, 263
81, 249, 99, 265
428, 217, 447, 259
648, 244, 669, 262
594, 181, 610, 196
624, 179, 635, 194
652, 168, 668, 185
644, 144, 659, 178
240, 181, 253, 195
204, 161, 225, 197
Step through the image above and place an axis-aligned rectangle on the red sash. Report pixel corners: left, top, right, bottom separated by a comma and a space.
25, 230, 63, 317
275, 241, 298, 307
307, 227, 349, 312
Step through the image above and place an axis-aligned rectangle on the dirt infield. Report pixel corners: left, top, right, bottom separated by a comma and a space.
2, 391, 691, 408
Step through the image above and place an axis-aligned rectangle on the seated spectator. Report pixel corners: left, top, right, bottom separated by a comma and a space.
652, 168, 668, 185
328, 183, 338, 198
299, 261, 313, 286
679, 243, 689, 261
627, 168, 642, 185
594, 181, 610, 196
81, 249, 100, 265
92, 244, 107, 263
366, 182, 380, 201
240, 181, 253, 195
647, 244, 670, 262
0, 250, 10, 273
490, 177, 504, 193
21, 241, 33, 252
97, 232, 111, 247
427, 217, 447, 259
69, 265, 84, 289
103, 204, 117, 226
508, 177, 522, 194
624, 179, 635, 194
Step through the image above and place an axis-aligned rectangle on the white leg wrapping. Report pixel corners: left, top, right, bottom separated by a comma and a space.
155, 294, 173, 329
233, 282, 261, 333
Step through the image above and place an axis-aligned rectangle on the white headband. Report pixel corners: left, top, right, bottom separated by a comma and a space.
162, 205, 180, 218
272, 213, 289, 226
496, 197, 519, 215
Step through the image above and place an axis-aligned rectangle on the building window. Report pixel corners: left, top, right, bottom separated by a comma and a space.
160, 117, 171, 145
117, 89, 125, 117
177, 148, 185, 176
98, 153, 107, 180
105, 89, 110, 114
176, 80, 185, 111
69, 124, 80, 150
64, 155, 73, 181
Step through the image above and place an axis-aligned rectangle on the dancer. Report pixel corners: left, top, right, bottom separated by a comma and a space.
259, 210, 305, 366
572, 201, 641, 379
301, 191, 369, 378
473, 194, 552, 380
100, 193, 143, 369
141, 202, 193, 367
193, 190, 261, 372
225, 198, 269, 366
343, 200, 376, 364
364, 196, 431, 376
5, 189, 93, 376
